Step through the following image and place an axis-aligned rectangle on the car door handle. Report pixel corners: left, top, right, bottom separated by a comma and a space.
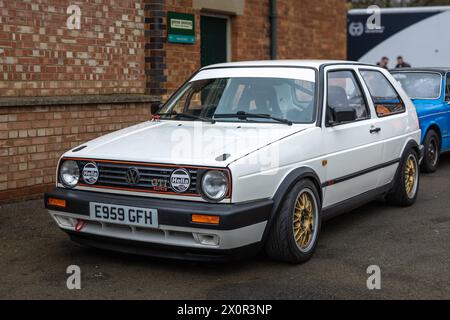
370, 127, 381, 134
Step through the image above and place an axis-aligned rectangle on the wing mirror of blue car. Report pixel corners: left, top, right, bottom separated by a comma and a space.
328, 107, 357, 126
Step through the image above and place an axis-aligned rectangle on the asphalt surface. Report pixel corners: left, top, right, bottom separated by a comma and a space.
1, 155, 450, 300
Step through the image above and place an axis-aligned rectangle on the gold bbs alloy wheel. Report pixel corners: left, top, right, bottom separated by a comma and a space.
293, 190, 316, 251
404, 154, 418, 198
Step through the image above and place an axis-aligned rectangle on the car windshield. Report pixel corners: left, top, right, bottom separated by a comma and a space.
392, 72, 442, 99
159, 76, 316, 124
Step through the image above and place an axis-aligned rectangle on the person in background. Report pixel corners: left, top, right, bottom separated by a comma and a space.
376, 56, 389, 69
395, 56, 411, 68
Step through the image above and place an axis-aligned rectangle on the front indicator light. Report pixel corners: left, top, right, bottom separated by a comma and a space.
48, 198, 66, 208
191, 214, 220, 225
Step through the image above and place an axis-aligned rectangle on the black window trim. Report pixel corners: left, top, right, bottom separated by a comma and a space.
324, 68, 372, 127
359, 68, 406, 118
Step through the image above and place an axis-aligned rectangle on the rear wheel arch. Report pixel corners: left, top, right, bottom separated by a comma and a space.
400, 138, 420, 158
391, 139, 420, 192
387, 147, 420, 206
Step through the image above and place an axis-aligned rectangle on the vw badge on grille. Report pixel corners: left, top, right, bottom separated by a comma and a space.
125, 167, 140, 186
170, 168, 191, 193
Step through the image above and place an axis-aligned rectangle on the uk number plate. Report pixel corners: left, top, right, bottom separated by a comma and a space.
89, 202, 158, 228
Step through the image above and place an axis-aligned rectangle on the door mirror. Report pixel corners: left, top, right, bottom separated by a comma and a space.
329, 107, 357, 125
151, 102, 163, 115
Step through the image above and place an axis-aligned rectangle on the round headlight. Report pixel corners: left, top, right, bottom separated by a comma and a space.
201, 170, 229, 201
60, 160, 80, 188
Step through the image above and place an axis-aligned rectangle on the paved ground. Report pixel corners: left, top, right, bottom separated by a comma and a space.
1, 154, 450, 300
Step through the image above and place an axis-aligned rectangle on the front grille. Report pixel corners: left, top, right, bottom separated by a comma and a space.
76, 160, 199, 195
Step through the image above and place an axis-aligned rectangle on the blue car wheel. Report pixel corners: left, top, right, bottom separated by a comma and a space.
421, 129, 440, 173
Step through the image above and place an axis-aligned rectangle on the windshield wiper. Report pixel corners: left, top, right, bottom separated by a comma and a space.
214, 111, 292, 126
157, 111, 215, 124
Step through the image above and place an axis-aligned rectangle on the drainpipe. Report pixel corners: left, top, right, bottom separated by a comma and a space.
270, 0, 278, 60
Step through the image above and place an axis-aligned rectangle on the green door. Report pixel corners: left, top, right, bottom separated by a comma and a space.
201, 16, 228, 67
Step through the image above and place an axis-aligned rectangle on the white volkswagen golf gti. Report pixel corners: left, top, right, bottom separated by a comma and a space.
45, 60, 423, 263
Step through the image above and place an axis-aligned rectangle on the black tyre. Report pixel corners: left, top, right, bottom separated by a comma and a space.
387, 149, 420, 207
265, 179, 321, 263
421, 129, 440, 173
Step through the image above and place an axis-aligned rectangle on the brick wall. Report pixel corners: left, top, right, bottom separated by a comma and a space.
0, 102, 152, 202
277, 0, 347, 60
144, 0, 201, 98
0, 0, 146, 97
232, 0, 271, 61
144, 0, 167, 95
164, 0, 201, 95
163, 0, 273, 95
160, 0, 347, 92
0, 0, 347, 98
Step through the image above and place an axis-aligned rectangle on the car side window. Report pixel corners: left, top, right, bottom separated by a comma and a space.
446, 75, 450, 101
360, 70, 406, 117
326, 70, 370, 123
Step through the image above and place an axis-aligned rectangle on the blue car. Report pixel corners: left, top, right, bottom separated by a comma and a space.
391, 68, 450, 172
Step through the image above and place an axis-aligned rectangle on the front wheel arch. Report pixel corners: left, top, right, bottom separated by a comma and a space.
261, 167, 323, 244
265, 178, 322, 263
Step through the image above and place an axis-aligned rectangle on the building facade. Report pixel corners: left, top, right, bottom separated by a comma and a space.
0, 0, 347, 202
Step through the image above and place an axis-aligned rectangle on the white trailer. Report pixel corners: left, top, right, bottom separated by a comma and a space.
347, 6, 450, 68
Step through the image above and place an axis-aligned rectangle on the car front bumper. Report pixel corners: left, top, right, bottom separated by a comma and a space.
45, 188, 273, 261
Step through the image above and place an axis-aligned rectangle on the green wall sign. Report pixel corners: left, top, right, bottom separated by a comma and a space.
167, 12, 195, 44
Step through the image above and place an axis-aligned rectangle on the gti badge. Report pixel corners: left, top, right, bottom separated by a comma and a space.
170, 168, 191, 193
125, 167, 140, 186
82, 162, 99, 184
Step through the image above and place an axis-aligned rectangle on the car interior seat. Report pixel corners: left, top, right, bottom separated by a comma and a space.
327, 85, 349, 122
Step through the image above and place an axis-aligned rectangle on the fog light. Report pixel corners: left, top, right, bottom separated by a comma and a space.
197, 234, 219, 246
54, 215, 76, 228
48, 198, 66, 208
191, 214, 220, 225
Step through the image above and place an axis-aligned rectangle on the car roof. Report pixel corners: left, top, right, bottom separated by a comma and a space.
391, 68, 450, 75
200, 60, 374, 70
